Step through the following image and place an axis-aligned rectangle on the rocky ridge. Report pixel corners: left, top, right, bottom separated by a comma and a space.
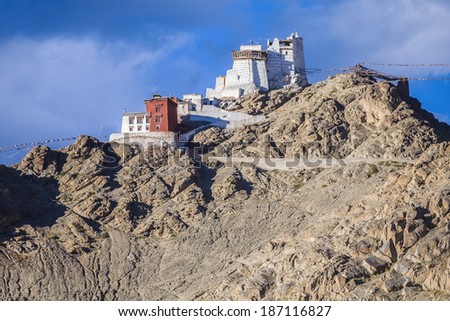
207, 74, 449, 160
0, 73, 449, 300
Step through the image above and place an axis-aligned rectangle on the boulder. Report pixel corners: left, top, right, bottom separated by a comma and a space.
362, 256, 390, 275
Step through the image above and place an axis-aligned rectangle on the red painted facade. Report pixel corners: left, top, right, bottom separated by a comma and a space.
144, 96, 178, 132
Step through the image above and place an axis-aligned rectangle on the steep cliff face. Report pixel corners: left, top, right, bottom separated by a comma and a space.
1, 73, 449, 300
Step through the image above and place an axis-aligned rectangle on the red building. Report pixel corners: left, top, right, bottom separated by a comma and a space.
144, 95, 179, 132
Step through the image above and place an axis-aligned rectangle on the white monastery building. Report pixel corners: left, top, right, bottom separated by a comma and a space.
110, 32, 305, 146
206, 32, 307, 99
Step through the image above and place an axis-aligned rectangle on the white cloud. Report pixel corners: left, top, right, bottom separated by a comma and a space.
330, 0, 450, 61
275, 0, 450, 78
0, 33, 192, 145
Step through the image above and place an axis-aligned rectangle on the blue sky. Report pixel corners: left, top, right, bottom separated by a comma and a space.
0, 0, 449, 164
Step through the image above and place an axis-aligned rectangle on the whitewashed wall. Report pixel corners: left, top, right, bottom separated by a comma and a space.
121, 113, 151, 133
206, 33, 307, 99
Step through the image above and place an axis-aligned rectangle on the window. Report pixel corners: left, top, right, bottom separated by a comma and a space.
145, 117, 150, 123
129, 126, 134, 132
156, 106, 162, 112
137, 125, 142, 131
155, 116, 162, 123
156, 125, 160, 130
136, 117, 143, 124
145, 125, 150, 131
129, 116, 135, 124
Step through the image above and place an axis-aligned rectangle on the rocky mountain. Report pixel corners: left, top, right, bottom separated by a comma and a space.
1, 73, 449, 300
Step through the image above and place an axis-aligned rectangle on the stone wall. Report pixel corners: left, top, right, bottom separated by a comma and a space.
183, 94, 203, 111
214, 53, 268, 99
253, 59, 269, 91
292, 35, 307, 85
266, 33, 307, 89
186, 105, 266, 129
177, 101, 192, 118
109, 132, 178, 147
